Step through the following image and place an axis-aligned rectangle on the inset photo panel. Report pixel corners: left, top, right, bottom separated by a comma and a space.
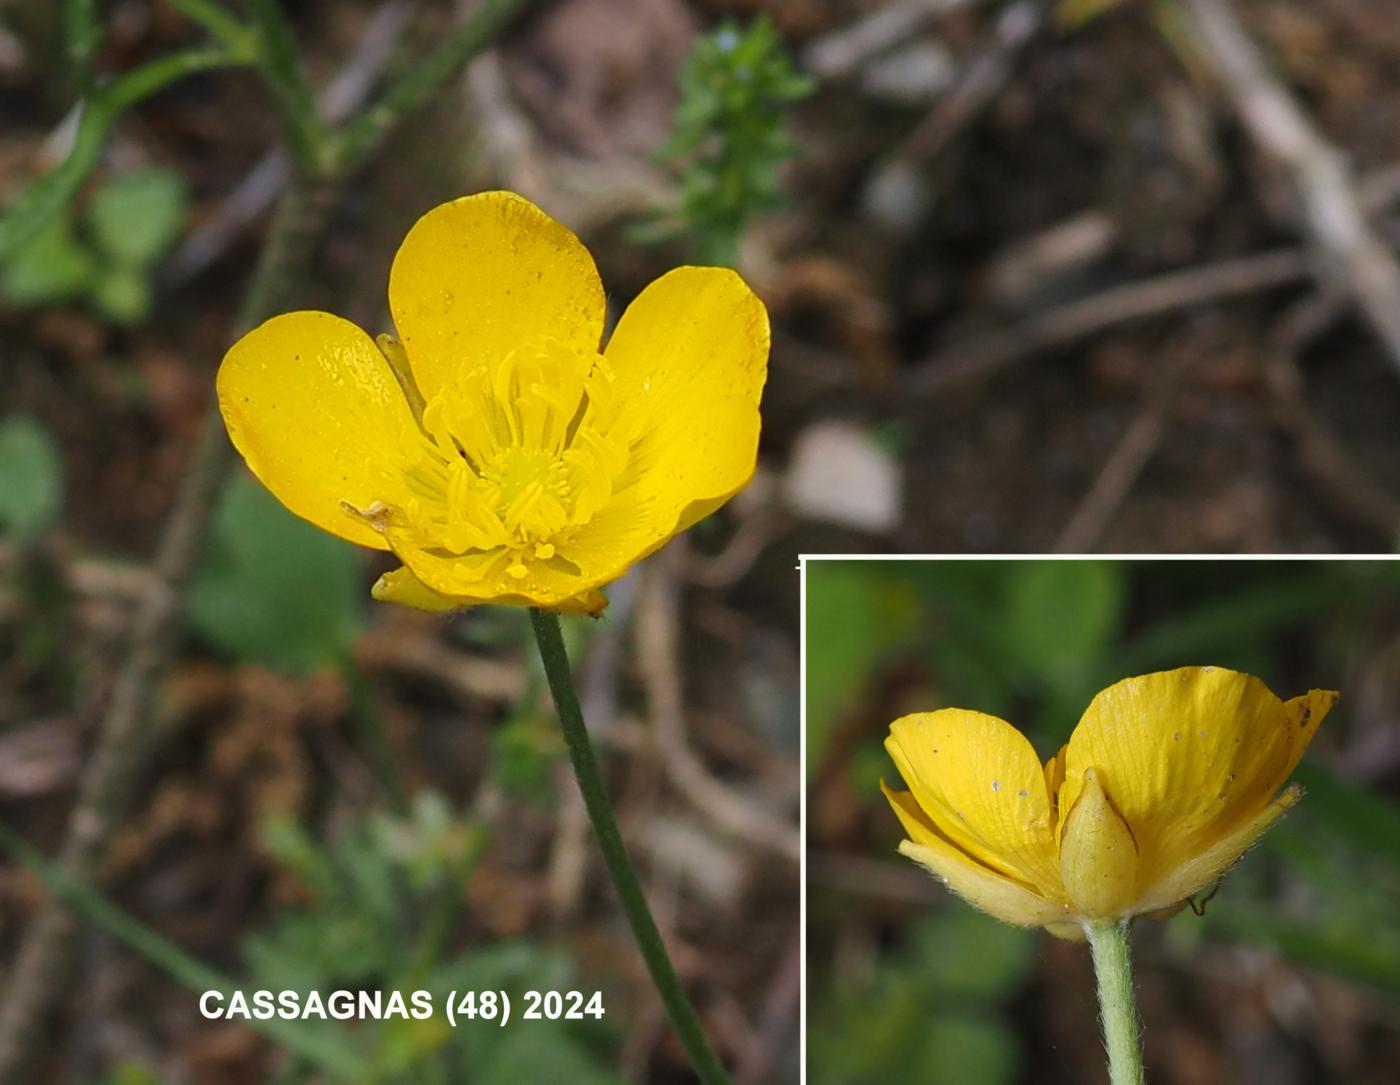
803, 556, 1400, 1085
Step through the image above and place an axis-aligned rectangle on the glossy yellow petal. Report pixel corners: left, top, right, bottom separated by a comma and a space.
1134, 784, 1301, 914
595, 266, 769, 548
218, 311, 424, 550
1060, 667, 1335, 894
371, 566, 463, 612
1058, 768, 1139, 918
373, 557, 608, 616
883, 783, 1070, 928
885, 709, 1065, 900
387, 191, 605, 401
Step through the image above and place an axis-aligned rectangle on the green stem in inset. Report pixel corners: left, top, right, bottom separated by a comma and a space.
1085, 919, 1147, 1085
528, 608, 731, 1085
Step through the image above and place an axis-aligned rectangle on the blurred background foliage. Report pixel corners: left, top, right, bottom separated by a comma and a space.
808, 558, 1400, 1084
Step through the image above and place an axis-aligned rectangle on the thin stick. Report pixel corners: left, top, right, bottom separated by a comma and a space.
637, 555, 800, 862
1184, 0, 1400, 378
1086, 919, 1148, 1085
1053, 354, 1188, 553
529, 609, 732, 1085
904, 247, 1307, 398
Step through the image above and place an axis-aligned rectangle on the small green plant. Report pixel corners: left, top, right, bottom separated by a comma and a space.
245, 794, 624, 1083
812, 909, 1034, 1085
0, 167, 187, 324
638, 16, 814, 266
189, 473, 364, 675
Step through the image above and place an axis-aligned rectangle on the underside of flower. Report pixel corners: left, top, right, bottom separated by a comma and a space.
882, 667, 1338, 935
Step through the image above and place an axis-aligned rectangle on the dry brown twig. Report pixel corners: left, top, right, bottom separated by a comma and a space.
1052, 352, 1192, 553
904, 246, 1309, 398
635, 552, 800, 865
1183, 0, 1400, 377
1262, 292, 1400, 539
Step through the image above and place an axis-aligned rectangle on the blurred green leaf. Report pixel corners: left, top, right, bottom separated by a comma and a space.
90, 265, 152, 324
189, 472, 363, 674
490, 711, 564, 803
1117, 567, 1341, 676
1003, 560, 1124, 695
912, 908, 1036, 1002
922, 1013, 1021, 1085
805, 561, 919, 769
86, 168, 187, 268
0, 214, 96, 306
0, 415, 63, 540
813, 907, 1031, 1084
1290, 761, 1400, 869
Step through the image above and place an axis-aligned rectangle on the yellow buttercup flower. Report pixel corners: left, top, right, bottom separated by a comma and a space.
882, 667, 1336, 938
217, 191, 769, 615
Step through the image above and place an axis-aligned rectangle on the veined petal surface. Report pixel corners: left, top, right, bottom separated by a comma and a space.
217, 311, 424, 550
1060, 667, 1335, 896
883, 784, 1070, 928
593, 266, 768, 549
885, 709, 1065, 901
388, 191, 606, 400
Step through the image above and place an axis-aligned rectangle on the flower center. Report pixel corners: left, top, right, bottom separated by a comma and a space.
404, 340, 631, 579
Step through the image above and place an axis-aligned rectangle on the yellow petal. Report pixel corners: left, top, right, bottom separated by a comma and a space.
217, 311, 424, 550
371, 566, 464, 611
883, 783, 1070, 928
591, 266, 769, 551
384, 531, 614, 611
371, 563, 607, 616
1060, 667, 1335, 897
387, 191, 605, 401
1134, 784, 1301, 914
1058, 767, 1139, 918
885, 710, 1065, 901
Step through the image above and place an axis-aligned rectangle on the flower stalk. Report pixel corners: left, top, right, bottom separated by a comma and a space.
1086, 919, 1147, 1085
528, 609, 731, 1085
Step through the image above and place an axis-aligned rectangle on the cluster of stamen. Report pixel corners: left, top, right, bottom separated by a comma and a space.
398, 341, 630, 582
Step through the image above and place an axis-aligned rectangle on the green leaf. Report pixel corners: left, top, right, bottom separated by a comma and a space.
1003, 560, 1124, 695
86, 168, 188, 268
805, 562, 919, 770
189, 473, 364, 674
90, 264, 152, 324
0, 415, 63, 540
912, 908, 1036, 1002
0, 214, 97, 307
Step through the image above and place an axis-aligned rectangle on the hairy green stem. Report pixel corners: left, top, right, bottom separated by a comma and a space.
529, 609, 731, 1085
1086, 919, 1147, 1085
